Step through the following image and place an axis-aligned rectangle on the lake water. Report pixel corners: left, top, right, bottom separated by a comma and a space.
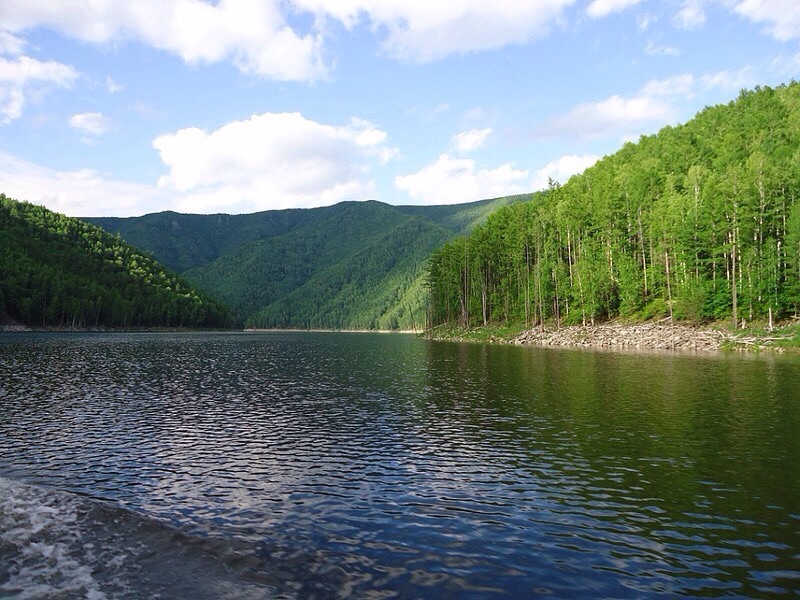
1, 332, 799, 598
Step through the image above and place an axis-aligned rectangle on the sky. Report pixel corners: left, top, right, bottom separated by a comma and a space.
1, 0, 800, 217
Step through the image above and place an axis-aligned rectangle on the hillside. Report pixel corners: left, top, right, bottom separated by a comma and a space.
0, 195, 232, 329
427, 83, 800, 331
88, 195, 524, 329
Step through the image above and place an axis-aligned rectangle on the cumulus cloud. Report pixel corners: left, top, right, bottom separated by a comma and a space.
531, 154, 599, 190
0, 54, 78, 122
539, 69, 755, 140
279, 0, 578, 62
733, 0, 800, 41
3, 0, 668, 77
153, 112, 397, 213
0, 0, 579, 78
1, 110, 401, 216
0, 0, 326, 81
451, 128, 492, 154
69, 111, 111, 135
587, 0, 642, 19
395, 154, 529, 204
0, 152, 165, 217
540, 93, 674, 139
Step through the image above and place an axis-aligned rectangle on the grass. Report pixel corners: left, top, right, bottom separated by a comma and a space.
712, 321, 800, 352
424, 322, 528, 343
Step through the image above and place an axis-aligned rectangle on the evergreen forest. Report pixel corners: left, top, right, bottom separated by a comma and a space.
88, 197, 523, 329
427, 84, 800, 330
0, 195, 232, 329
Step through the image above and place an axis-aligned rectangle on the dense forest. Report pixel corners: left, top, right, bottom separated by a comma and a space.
89, 196, 525, 329
427, 84, 800, 330
0, 195, 232, 329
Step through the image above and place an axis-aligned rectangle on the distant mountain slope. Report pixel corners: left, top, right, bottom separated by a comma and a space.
427, 83, 800, 329
0, 195, 232, 329
87, 195, 525, 329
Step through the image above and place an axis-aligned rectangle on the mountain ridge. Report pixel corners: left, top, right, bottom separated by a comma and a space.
86, 195, 528, 329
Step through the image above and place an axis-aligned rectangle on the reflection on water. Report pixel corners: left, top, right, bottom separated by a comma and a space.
1, 332, 799, 597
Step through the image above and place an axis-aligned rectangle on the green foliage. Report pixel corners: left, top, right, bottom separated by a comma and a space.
0, 195, 232, 329
88, 196, 526, 330
426, 83, 800, 330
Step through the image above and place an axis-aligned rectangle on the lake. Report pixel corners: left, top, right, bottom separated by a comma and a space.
1, 332, 799, 598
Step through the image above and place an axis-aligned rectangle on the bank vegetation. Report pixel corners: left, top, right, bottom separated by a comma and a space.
426, 84, 800, 350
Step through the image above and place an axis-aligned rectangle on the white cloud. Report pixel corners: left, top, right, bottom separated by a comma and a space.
0, 55, 78, 122
636, 13, 654, 31
673, 0, 706, 30
699, 66, 755, 91
3, 0, 786, 87
0, 152, 165, 217
539, 70, 755, 140
0, 110, 401, 216
771, 52, 800, 78
452, 128, 492, 153
587, 0, 642, 19
0, 31, 25, 55
540, 93, 675, 139
645, 39, 680, 56
733, 0, 800, 41
0, 0, 326, 81
105, 76, 123, 93
531, 154, 599, 190
294, 0, 579, 62
1, 0, 658, 77
153, 112, 397, 212
69, 111, 111, 135
395, 154, 529, 204
639, 73, 695, 98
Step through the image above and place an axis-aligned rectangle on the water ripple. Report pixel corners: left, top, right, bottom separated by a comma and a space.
1, 332, 799, 597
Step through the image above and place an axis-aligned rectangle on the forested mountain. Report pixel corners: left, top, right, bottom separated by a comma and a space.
88, 196, 524, 329
0, 195, 232, 329
427, 83, 800, 330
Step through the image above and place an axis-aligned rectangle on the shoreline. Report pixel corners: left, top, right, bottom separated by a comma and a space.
243, 328, 420, 334
426, 319, 800, 353
3, 319, 796, 352
513, 321, 726, 351
0, 324, 422, 335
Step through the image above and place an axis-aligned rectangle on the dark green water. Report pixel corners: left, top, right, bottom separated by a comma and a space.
1, 332, 799, 598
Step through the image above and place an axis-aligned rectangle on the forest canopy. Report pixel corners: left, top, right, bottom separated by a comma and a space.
426, 83, 800, 330
88, 197, 526, 330
0, 195, 232, 329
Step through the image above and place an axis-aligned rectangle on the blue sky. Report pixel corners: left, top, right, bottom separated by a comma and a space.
1, 0, 800, 217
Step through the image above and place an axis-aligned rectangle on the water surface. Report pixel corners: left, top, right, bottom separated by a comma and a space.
1, 332, 799, 597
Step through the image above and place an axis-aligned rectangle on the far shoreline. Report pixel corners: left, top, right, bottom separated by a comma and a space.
243, 328, 420, 334
4, 319, 798, 353
0, 323, 421, 335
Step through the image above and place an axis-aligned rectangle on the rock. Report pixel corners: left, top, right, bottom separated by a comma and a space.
512, 320, 727, 351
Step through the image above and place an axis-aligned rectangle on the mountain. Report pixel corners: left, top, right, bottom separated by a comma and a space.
0, 195, 232, 329
87, 195, 526, 329
427, 83, 800, 330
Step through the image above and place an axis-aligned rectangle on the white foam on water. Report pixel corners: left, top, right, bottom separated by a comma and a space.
0, 477, 107, 599
0, 477, 295, 599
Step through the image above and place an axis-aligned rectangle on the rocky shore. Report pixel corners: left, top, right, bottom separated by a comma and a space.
511, 319, 796, 352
